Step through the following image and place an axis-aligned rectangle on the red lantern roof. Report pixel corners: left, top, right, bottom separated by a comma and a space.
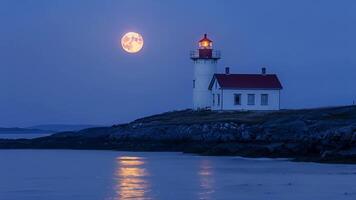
199, 34, 212, 43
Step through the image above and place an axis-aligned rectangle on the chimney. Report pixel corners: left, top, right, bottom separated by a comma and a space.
261, 67, 266, 75
225, 67, 230, 74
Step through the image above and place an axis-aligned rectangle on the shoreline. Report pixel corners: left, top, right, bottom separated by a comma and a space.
1, 105, 355, 164
1, 142, 355, 164
0, 147, 354, 164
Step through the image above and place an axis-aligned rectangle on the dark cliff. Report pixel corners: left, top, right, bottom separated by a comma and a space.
1, 106, 356, 163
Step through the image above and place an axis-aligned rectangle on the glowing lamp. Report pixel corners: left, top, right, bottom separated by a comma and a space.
199, 34, 212, 49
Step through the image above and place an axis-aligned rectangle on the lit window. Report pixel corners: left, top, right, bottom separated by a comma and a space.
261, 94, 268, 105
199, 41, 212, 49
202, 41, 209, 47
247, 94, 255, 105
234, 94, 241, 105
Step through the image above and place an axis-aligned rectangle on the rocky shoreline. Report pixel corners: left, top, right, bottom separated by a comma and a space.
1, 106, 356, 163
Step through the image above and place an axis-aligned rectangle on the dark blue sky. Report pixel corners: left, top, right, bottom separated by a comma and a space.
0, 0, 355, 127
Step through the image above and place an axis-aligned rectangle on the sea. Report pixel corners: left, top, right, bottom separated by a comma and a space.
0, 150, 356, 200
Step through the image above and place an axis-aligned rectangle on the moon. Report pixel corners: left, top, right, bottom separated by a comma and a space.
121, 32, 144, 53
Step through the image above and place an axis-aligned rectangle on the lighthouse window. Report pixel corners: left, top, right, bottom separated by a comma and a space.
193, 80, 195, 88
234, 94, 241, 105
202, 41, 209, 48
247, 94, 255, 105
261, 94, 269, 105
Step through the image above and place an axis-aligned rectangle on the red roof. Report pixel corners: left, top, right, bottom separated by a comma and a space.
209, 74, 283, 89
199, 34, 212, 43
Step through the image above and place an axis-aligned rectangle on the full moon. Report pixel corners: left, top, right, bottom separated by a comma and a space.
121, 32, 144, 53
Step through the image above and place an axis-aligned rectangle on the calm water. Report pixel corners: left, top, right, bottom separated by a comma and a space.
0, 150, 356, 200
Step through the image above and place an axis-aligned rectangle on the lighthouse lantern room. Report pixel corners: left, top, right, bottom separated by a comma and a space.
190, 34, 220, 110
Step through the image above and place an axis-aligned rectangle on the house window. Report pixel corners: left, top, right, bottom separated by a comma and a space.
217, 94, 220, 106
234, 94, 241, 105
212, 94, 215, 106
215, 81, 217, 89
261, 94, 268, 105
193, 80, 195, 88
247, 94, 255, 105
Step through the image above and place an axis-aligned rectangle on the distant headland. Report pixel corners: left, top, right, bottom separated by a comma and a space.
1, 106, 355, 164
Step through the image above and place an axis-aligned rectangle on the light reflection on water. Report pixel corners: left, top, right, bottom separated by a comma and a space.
198, 159, 215, 200
113, 156, 151, 200
109, 156, 217, 200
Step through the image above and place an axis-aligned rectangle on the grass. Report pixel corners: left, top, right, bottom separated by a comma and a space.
129, 105, 356, 126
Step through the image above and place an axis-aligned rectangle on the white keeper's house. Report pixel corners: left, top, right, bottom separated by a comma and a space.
190, 34, 283, 111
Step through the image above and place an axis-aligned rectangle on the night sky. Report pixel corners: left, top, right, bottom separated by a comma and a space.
0, 0, 355, 127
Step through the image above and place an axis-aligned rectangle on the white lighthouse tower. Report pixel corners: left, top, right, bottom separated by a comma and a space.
190, 34, 220, 110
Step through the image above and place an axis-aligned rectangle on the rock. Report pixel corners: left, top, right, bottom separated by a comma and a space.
1, 106, 356, 163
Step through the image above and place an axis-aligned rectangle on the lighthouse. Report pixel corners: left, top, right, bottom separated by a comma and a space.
190, 34, 220, 110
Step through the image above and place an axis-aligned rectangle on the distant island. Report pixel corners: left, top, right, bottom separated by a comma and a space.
0, 125, 97, 135
0, 127, 51, 134
1, 106, 355, 164
27, 124, 97, 132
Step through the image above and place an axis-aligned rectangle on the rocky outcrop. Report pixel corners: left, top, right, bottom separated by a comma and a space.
1, 106, 356, 163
